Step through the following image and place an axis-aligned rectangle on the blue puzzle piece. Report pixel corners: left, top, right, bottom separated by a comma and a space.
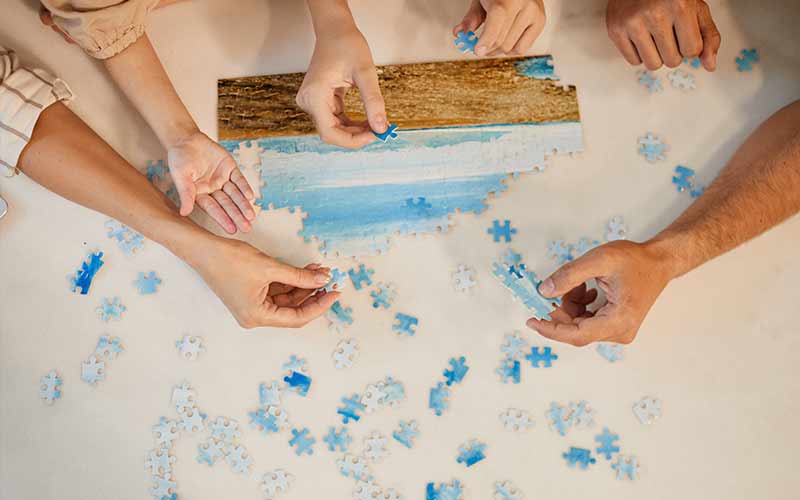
595, 427, 621, 460
493, 251, 561, 320
429, 382, 450, 416
735, 48, 759, 72
96, 297, 126, 322
133, 271, 161, 295
283, 371, 311, 396
348, 264, 375, 290
612, 455, 640, 480
289, 427, 316, 456
382, 377, 406, 406
563, 447, 596, 469
673, 165, 696, 192
683, 57, 702, 69
373, 123, 399, 142
146, 159, 168, 182
426, 480, 464, 500
95, 335, 124, 358
392, 313, 418, 336
370, 283, 396, 309
248, 408, 279, 435
547, 240, 574, 264
337, 393, 366, 424
405, 197, 432, 215
454, 31, 478, 53
487, 219, 517, 242
456, 440, 487, 467
690, 185, 705, 198
327, 301, 354, 330
392, 420, 420, 448
526, 346, 558, 368
322, 426, 352, 452
323, 268, 347, 292
495, 357, 521, 384
547, 402, 571, 436
282, 354, 307, 373
106, 219, 144, 255
443, 356, 469, 386
596, 342, 624, 363
638, 132, 668, 162
69, 251, 105, 295
638, 71, 662, 93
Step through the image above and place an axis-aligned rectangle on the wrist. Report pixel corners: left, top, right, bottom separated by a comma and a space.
642, 231, 694, 280
306, 0, 358, 37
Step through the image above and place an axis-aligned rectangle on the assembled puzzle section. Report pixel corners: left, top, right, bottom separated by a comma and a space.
218, 56, 582, 256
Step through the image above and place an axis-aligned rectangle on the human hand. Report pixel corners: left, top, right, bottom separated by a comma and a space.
167, 131, 256, 234
194, 238, 339, 329
296, 25, 387, 149
526, 240, 675, 346
606, 0, 721, 71
453, 0, 546, 56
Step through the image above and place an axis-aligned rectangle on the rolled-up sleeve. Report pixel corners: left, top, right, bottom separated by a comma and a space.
0, 46, 73, 175
41, 0, 160, 60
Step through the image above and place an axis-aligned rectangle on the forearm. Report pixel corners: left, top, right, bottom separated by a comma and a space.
16, 103, 216, 268
305, 0, 358, 35
103, 35, 198, 148
648, 100, 800, 277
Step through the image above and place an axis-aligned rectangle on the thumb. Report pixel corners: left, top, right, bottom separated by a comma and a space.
454, 0, 486, 36
174, 176, 197, 217
272, 261, 331, 289
539, 250, 607, 298
353, 66, 388, 133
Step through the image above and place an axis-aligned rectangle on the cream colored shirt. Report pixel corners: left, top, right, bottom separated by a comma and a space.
41, 0, 160, 60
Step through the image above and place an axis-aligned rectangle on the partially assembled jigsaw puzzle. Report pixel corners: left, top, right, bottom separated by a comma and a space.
218, 56, 583, 257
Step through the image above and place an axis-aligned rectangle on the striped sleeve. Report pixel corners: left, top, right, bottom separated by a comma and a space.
0, 45, 73, 176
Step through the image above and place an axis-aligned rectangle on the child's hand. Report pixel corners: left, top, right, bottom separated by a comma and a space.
526, 240, 675, 346
167, 131, 256, 234
453, 0, 546, 56
606, 0, 721, 71
195, 238, 339, 329
296, 26, 387, 149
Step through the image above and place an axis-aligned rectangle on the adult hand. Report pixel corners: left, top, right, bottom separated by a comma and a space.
167, 131, 256, 234
296, 26, 387, 149
526, 240, 675, 346
196, 239, 339, 329
453, 0, 546, 56
606, 0, 721, 71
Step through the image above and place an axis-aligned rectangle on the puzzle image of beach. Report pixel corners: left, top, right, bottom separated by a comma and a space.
218, 56, 583, 256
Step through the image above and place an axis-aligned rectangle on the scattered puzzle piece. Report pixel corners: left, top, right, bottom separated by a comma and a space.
337, 453, 372, 481
338, 393, 366, 424
452, 265, 477, 292
196, 438, 226, 466
499, 408, 534, 432
735, 48, 760, 72
443, 356, 470, 386
495, 357, 520, 384
149, 472, 177, 498
594, 427, 620, 460
289, 427, 316, 456
605, 215, 628, 241
259, 381, 283, 407
392, 313, 419, 337
326, 301, 354, 334
39, 370, 62, 405
133, 271, 161, 294
323, 426, 352, 452
488, 220, 517, 243
333, 338, 359, 369
283, 371, 312, 396
638, 132, 668, 162
568, 400, 596, 429
562, 447, 596, 469
249, 408, 280, 435
354, 479, 383, 500
683, 56, 701, 69
349, 265, 375, 290
175, 335, 204, 361
392, 420, 420, 448
426, 480, 464, 500
145, 448, 176, 476
500, 332, 529, 360
454, 30, 478, 53
209, 417, 241, 443
456, 440, 487, 467
106, 219, 144, 256
95, 335, 124, 359
596, 342, 624, 362
370, 282, 397, 309
225, 444, 253, 474
637, 70, 662, 93
667, 69, 696, 90
633, 396, 662, 424
494, 481, 523, 500
261, 469, 293, 499
525, 346, 558, 368
363, 431, 390, 462
96, 297, 126, 322
612, 455, 640, 480
68, 251, 104, 295
429, 382, 450, 416
282, 355, 307, 374
547, 240, 573, 264
81, 355, 105, 385
546, 402, 572, 436
153, 417, 180, 448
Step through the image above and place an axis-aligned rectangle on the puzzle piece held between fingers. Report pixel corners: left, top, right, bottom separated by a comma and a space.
373, 124, 399, 142
454, 30, 478, 53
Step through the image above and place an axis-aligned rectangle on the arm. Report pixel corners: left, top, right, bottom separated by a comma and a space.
17, 103, 338, 329
530, 100, 800, 346
295, 0, 387, 148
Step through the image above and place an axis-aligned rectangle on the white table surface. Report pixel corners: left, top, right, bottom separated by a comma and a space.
2, 1, 799, 499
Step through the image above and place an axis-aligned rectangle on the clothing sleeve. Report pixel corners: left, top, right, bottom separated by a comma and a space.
40, 0, 160, 60
0, 46, 73, 175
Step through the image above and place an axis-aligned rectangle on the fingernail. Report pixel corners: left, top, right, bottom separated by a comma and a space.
539, 278, 555, 296
315, 271, 331, 285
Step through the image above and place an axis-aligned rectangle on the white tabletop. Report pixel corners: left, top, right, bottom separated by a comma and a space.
2, 1, 799, 499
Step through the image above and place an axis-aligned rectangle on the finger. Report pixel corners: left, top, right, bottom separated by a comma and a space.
209, 155, 236, 192
211, 190, 251, 233
630, 27, 664, 70
272, 287, 320, 307
509, 16, 545, 55
260, 291, 340, 328
223, 181, 255, 222
475, 3, 512, 56
230, 167, 255, 201
526, 315, 610, 347
39, 6, 54, 25
268, 264, 324, 296
499, 9, 534, 54
272, 261, 332, 290
309, 98, 375, 149
673, 9, 703, 59
454, 0, 486, 36
608, 26, 642, 65
696, 1, 721, 71
173, 176, 197, 217
539, 250, 607, 298
650, 24, 682, 67
196, 193, 236, 234
352, 66, 388, 134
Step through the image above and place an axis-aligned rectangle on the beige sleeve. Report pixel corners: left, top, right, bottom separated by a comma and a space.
40, 0, 160, 60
